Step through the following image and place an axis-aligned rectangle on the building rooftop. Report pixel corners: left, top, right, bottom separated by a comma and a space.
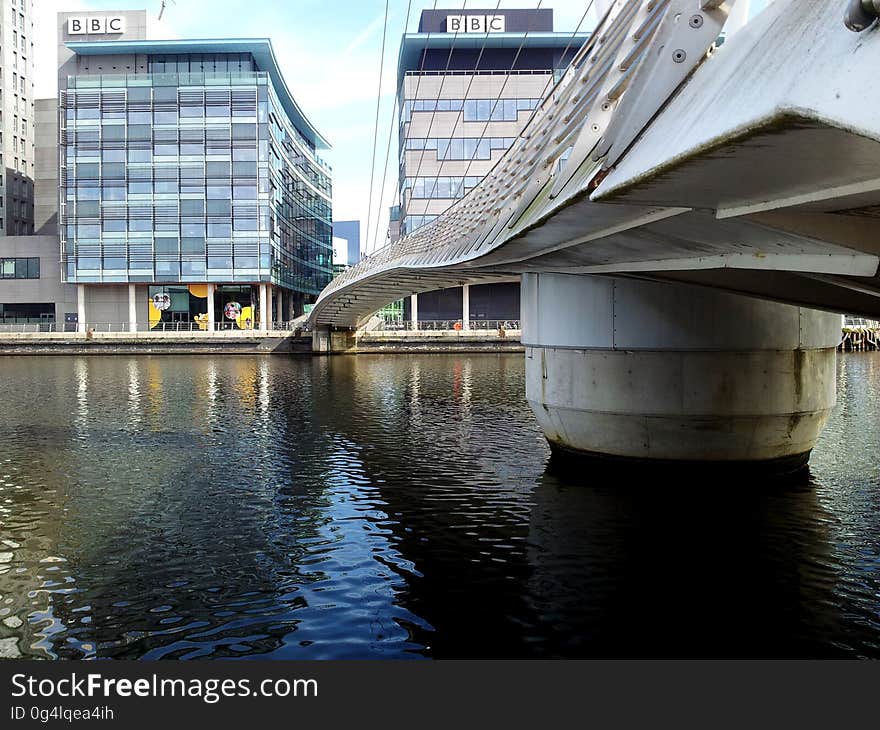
65, 37, 330, 149
397, 31, 590, 80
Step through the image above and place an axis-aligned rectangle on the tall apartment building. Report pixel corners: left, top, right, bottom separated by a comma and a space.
393, 9, 586, 324
57, 10, 332, 330
2, 0, 35, 235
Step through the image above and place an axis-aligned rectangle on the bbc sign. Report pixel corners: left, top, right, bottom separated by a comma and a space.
67, 16, 126, 35
446, 15, 506, 33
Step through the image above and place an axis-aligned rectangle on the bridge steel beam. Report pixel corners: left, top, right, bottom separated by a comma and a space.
521, 272, 840, 474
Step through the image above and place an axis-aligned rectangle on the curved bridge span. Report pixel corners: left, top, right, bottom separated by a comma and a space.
311, 0, 880, 473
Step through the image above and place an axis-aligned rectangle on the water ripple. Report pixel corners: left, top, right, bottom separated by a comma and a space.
0, 353, 876, 658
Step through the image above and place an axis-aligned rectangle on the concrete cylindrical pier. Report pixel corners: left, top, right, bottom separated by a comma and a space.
521, 273, 840, 472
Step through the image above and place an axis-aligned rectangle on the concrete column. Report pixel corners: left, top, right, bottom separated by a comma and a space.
521, 273, 840, 474
259, 283, 268, 332
312, 325, 330, 353
77, 284, 86, 334
410, 293, 418, 330
275, 286, 284, 327
206, 283, 216, 332
127, 284, 137, 333
462, 284, 470, 330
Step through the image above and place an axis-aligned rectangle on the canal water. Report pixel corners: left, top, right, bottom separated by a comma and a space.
0, 353, 878, 659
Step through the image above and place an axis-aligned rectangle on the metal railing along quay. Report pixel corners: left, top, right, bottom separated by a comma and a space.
0, 321, 309, 335
375, 319, 521, 332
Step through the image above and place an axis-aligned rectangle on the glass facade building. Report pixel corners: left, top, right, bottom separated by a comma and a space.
388, 9, 587, 327
59, 38, 332, 326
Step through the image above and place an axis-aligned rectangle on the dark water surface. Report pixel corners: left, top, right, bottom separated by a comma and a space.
0, 353, 878, 659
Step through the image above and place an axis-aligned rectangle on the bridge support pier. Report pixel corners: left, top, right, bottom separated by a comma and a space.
521, 273, 839, 474
311, 325, 356, 353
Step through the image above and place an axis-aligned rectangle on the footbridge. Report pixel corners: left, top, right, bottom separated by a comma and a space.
310, 0, 880, 473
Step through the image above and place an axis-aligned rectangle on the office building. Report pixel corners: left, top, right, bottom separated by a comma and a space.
394, 8, 586, 325
57, 10, 332, 330
332, 219, 361, 267
1, 0, 36, 235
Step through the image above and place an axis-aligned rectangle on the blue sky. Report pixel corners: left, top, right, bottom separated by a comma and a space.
36, 0, 771, 254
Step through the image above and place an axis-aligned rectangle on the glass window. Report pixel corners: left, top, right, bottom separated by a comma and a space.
127, 182, 152, 194
206, 161, 230, 178
206, 186, 231, 199
207, 199, 231, 216
101, 185, 126, 200
127, 87, 151, 103
101, 126, 125, 144
153, 144, 177, 157
76, 200, 99, 216
182, 260, 206, 276
207, 222, 231, 237
26, 258, 39, 279
232, 148, 256, 161
233, 216, 258, 231
127, 111, 150, 124
154, 110, 177, 124
232, 123, 255, 139
182, 223, 206, 237
154, 238, 178, 254
153, 87, 177, 103
180, 142, 205, 156
76, 224, 100, 238
103, 162, 125, 179
102, 220, 126, 232
76, 185, 100, 200
129, 219, 152, 231
232, 161, 257, 177
155, 261, 179, 277
77, 163, 99, 179
180, 199, 204, 216
180, 104, 204, 118
128, 125, 151, 141
232, 186, 257, 199
181, 237, 206, 254
127, 149, 151, 162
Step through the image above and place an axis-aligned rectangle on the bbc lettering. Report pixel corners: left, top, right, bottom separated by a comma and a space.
67, 16, 126, 35
446, 15, 506, 33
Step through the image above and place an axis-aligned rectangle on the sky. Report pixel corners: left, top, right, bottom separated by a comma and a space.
35, 0, 772, 256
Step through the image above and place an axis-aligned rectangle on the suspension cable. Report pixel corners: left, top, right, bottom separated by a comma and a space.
367, 0, 416, 255
363, 0, 392, 262
455, 0, 596, 195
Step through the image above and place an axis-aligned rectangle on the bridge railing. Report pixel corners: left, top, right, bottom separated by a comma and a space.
377, 319, 521, 332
